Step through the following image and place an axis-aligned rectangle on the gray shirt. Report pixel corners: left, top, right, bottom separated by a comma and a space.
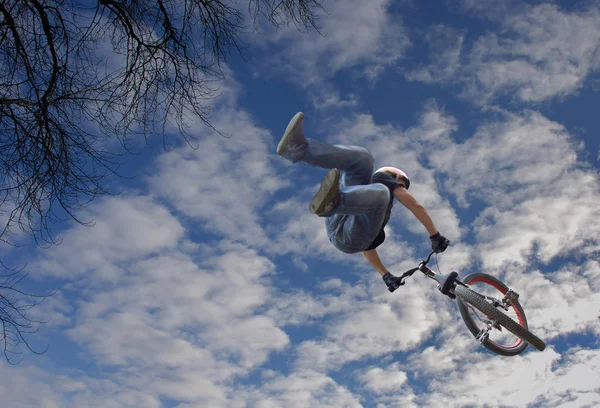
365, 171, 404, 250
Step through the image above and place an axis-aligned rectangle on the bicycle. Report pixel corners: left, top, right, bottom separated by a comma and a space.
395, 251, 546, 356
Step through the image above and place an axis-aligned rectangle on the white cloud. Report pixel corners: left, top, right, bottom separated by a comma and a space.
473, 181, 600, 268
149, 108, 287, 250
0, 363, 64, 408
268, 193, 348, 260
500, 262, 600, 341
358, 362, 408, 394
244, 0, 412, 111
267, 280, 358, 327
409, 3, 600, 104
27, 290, 73, 329
28, 238, 292, 406
32, 195, 185, 282
293, 279, 444, 371
232, 370, 363, 408
66, 246, 288, 367
19, 161, 292, 406
427, 110, 600, 268
0, 361, 166, 408
356, 363, 419, 407
405, 24, 465, 84
421, 348, 600, 408
431, 111, 580, 207
256, 0, 410, 85
311, 88, 360, 111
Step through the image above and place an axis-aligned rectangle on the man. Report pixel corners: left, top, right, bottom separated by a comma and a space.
277, 112, 450, 292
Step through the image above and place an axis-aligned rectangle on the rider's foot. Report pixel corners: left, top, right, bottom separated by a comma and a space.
277, 112, 307, 157
382, 272, 402, 293
309, 168, 340, 216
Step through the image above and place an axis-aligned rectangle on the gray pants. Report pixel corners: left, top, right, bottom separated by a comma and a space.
283, 138, 391, 253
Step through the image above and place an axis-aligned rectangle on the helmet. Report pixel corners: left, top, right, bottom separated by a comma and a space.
375, 166, 410, 189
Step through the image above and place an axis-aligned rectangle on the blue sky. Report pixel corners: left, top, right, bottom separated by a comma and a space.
2, 0, 600, 407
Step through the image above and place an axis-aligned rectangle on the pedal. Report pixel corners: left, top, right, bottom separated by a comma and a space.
476, 328, 490, 344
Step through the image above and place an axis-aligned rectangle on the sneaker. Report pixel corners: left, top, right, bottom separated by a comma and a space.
277, 112, 307, 156
309, 168, 340, 216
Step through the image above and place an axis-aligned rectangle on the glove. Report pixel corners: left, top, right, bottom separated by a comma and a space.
430, 232, 449, 253
382, 272, 403, 293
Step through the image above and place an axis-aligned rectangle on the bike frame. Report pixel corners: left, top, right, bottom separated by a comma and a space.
398, 251, 464, 298
400, 252, 519, 309
397, 252, 544, 354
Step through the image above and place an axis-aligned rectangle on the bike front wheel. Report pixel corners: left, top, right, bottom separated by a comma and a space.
455, 273, 546, 356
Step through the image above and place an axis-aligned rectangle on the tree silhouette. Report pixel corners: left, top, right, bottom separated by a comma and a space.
0, 0, 323, 243
0, 0, 324, 361
0, 262, 51, 364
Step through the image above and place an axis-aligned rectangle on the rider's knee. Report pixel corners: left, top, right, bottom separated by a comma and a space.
372, 184, 391, 203
360, 147, 374, 165
354, 147, 374, 172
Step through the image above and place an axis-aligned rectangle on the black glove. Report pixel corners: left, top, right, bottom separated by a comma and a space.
430, 232, 449, 253
382, 272, 403, 293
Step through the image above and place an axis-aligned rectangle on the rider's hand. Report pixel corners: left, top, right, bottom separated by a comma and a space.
430, 232, 450, 253
382, 272, 403, 293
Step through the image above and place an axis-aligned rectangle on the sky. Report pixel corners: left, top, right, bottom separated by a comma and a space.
1, 0, 600, 407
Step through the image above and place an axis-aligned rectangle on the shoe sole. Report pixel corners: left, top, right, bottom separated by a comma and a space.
309, 168, 340, 215
277, 112, 304, 156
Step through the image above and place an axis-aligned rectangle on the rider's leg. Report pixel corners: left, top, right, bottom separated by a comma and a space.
278, 112, 374, 186
278, 112, 390, 251
325, 185, 391, 253
278, 112, 379, 216
283, 139, 374, 184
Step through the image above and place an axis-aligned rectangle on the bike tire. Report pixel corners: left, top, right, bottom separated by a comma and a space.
455, 283, 546, 353
456, 273, 529, 356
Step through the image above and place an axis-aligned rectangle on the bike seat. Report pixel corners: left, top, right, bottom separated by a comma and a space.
437, 271, 459, 296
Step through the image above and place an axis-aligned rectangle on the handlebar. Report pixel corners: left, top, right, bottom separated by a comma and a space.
421, 250, 436, 267
395, 251, 437, 286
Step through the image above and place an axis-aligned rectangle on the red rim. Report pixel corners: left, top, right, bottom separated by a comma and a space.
466, 276, 526, 350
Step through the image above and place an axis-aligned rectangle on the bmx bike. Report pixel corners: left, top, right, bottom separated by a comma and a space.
395, 251, 546, 356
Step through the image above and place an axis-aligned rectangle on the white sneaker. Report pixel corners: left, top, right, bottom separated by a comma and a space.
277, 112, 306, 156
309, 169, 340, 216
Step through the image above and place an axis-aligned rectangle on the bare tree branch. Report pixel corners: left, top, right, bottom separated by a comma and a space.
0, 0, 324, 362
0, 0, 324, 244
0, 261, 52, 365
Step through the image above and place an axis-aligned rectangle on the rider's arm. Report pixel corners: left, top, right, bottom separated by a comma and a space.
393, 186, 438, 236
362, 249, 388, 276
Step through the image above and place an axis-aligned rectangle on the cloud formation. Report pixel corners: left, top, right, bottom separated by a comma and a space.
2, 1, 600, 407
409, 3, 600, 104
270, 0, 410, 84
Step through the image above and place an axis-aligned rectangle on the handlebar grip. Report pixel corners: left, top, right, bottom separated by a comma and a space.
398, 267, 420, 283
